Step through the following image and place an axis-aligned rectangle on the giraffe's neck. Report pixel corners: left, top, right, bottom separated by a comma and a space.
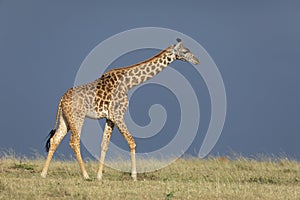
121, 46, 176, 90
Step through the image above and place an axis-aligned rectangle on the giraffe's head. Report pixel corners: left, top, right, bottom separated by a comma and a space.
173, 38, 200, 65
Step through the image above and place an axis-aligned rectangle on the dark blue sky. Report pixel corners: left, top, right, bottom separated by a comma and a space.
0, 1, 299, 160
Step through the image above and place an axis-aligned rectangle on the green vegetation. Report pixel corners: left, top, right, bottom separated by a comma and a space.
0, 155, 299, 199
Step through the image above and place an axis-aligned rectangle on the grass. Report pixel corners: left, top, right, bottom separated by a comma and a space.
0, 155, 300, 199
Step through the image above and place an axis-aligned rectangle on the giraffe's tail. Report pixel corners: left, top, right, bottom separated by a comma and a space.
53, 99, 62, 130
45, 129, 56, 152
45, 99, 62, 152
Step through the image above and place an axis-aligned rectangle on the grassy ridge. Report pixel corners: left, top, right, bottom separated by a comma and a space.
0, 156, 299, 199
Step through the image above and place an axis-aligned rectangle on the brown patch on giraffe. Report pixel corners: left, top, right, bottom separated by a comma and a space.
155, 67, 162, 74
133, 67, 139, 74
136, 70, 142, 77
125, 77, 130, 83
132, 77, 139, 85
128, 70, 134, 76
146, 67, 150, 73
149, 72, 155, 77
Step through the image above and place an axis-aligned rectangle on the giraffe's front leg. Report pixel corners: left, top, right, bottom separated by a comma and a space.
97, 119, 114, 180
130, 146, 137, 181
115, 119, 137, 181
112, 95, 137, 180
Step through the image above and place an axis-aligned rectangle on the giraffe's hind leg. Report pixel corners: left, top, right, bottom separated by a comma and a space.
41, 114, 68, 178
68, 117, 90, 179
97, 119, 114, 180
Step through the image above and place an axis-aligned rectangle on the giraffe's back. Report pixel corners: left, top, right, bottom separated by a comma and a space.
61, 70, 125, 120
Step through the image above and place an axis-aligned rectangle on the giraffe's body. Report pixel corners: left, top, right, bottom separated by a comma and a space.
41, 39, 199, 180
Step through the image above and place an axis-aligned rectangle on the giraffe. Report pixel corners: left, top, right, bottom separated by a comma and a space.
41, 38, 199, 180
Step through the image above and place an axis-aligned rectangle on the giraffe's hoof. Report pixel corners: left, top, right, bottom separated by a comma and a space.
83, 172, 90, 180
97, 173, 103, 180
41, 172, 47, 178
131, 172, 137, 181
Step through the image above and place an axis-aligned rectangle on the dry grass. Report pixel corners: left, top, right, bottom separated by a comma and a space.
0, 155, 300, 199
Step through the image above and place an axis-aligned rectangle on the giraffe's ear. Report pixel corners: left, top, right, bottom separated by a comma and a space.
174, 38, 182, 50
176, 38, 182, 43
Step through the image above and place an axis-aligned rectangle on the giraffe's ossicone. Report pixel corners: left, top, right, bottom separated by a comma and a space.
41, 38, 199, 180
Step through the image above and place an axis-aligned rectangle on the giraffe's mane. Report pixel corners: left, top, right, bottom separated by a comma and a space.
112, 46, 173, 72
